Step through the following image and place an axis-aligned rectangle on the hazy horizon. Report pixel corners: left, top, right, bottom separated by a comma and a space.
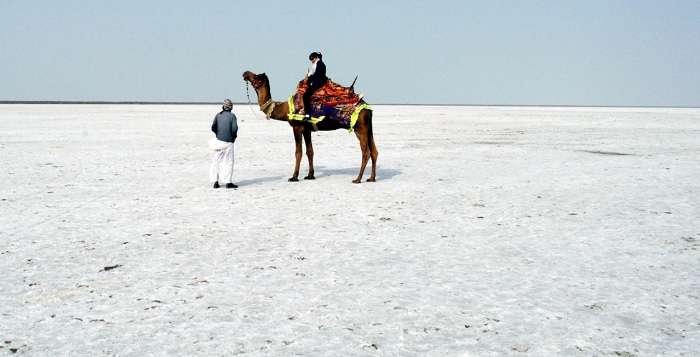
2, 0, 699, 107
2, 100, 700, 109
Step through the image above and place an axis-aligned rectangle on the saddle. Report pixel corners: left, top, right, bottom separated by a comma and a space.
287, 79, 369, 131
294, 79, 362, 113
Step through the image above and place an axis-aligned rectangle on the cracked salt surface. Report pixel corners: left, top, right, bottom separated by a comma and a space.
1, 104, 699, 355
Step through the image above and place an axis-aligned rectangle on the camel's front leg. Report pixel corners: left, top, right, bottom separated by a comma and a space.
289, 126, 303, 182
303, 129, 315, 180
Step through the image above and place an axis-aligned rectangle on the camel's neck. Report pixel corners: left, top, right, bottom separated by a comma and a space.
255, 85, 272, 107
254, 85, 288, 121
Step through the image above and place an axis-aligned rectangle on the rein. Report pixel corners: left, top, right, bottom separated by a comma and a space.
245, 81, 269, 120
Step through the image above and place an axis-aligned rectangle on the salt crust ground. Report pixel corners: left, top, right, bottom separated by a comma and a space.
1, 104, 699, 356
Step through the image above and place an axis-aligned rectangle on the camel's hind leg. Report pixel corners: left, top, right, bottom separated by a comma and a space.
367, 140, 378, 182
366, 111, 378, 182
353, 117, 371, 184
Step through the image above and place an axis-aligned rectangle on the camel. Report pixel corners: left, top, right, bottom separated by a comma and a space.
242, 71, 378, 183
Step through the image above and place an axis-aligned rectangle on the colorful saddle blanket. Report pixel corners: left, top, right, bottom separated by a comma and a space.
287, 79, 370, 131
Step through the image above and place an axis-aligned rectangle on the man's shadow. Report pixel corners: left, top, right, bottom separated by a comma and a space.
236, 175, 286, 187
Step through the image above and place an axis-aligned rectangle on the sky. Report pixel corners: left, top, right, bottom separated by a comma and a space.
1, 0, 699, 106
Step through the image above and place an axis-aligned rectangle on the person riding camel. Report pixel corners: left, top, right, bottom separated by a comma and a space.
301, 52, 328, 116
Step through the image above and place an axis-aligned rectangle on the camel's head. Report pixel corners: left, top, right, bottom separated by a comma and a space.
242, 71, 268, 90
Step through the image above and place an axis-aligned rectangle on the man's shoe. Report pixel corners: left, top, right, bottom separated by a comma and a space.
226, 183, 238, 189
213, 182, 220, 188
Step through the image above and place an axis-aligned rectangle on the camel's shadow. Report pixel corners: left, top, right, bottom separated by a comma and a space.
237, 168, 400, 187
315, 166, 401, 180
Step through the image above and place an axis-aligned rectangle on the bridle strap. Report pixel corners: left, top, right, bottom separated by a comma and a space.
260, 99, 275, 119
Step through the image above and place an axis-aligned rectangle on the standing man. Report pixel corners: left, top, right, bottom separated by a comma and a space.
302, 51, 328, 116
209, 99, 238, 189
